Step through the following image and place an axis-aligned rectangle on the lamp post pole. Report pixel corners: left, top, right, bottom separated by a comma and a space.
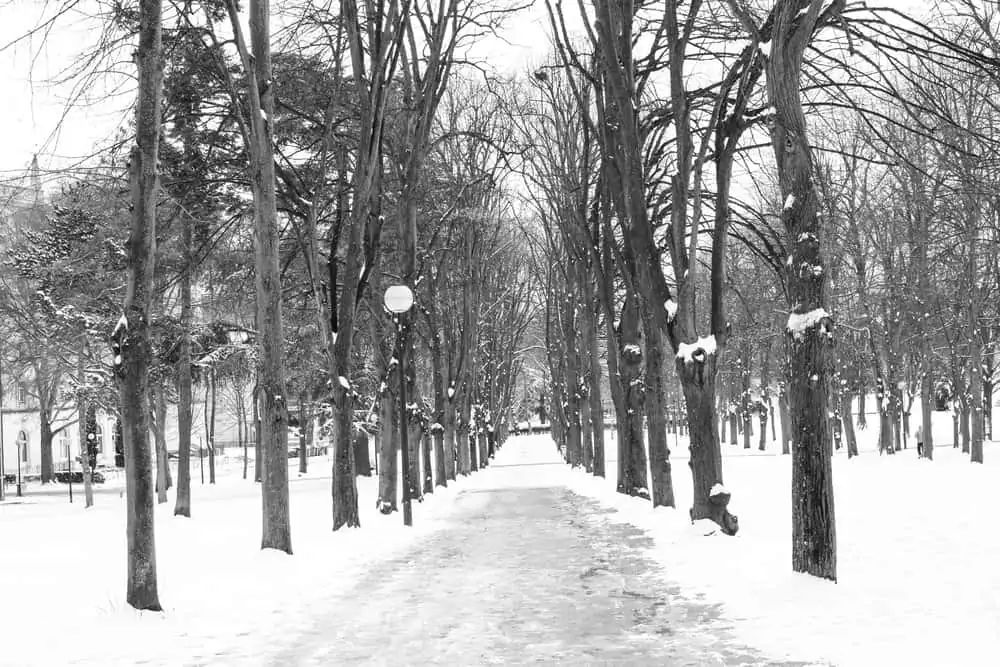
384, 285, 415, 527
398, 314, 412, 527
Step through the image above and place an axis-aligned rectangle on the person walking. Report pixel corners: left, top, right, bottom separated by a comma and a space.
915, 424, 924, 457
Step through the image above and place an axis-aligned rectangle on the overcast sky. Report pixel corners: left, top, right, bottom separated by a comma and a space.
0, 0, 551, 186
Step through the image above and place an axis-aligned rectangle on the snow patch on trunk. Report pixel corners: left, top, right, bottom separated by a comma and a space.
786, 309, 829, 340
676, 336, 717, 364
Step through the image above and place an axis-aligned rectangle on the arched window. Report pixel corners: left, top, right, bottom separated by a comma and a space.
94, 423, 104, 453
59, 430, 71, 468
17, 430, 28, 463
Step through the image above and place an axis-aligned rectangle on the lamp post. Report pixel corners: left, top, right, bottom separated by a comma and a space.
16, 430, 25, 497
383, 285, 414, 527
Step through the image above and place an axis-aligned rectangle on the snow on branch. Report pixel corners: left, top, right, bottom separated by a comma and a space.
787, 308, 830, 340
676, 336, 717, 364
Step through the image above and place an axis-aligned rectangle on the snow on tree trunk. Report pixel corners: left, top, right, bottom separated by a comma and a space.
116, 0, 163, 610
769, 0, 837, 581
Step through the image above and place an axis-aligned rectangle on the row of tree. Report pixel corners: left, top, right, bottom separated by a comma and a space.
524, 0, 1000, 586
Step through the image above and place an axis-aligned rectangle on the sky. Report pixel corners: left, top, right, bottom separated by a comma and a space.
0, 0, 552, 185
0, 0, 928, 189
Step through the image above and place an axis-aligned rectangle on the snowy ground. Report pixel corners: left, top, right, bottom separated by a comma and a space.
1, 407, 998, 666
565, 408, 1000, 667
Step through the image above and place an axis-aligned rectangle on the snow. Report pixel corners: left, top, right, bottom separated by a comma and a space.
623, 343, 641, 355
112, 312, 128, 336
783, 194, 795, 210
555, 402, 1000, 667
6, 404, 999, 666
676, 335, 717, 364
759, 40, 771, 57
709, 483, 728, 496
786, 308, 829, 340
447, 387, 455, 398
0, 454, 472, 667
260, 109, 268, 122
338, 375, 350, 389
664, 298, 678, 322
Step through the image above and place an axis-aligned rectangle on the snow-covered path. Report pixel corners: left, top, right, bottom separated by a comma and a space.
268, 440, 812, 666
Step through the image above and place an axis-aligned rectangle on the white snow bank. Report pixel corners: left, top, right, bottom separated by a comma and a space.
786, 308, 829, 340
709, 483, 728, 497
676, 335, 717, 363
549, 409, 1000, 667
0, 453, 472, 667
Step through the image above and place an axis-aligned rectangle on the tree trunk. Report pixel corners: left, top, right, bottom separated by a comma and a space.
444, 400, 457, 480
920, 372, 933, 461
208, 369, 217, 484
175, 211, 193, 514
970, 336, 984, 464
580, 390, 594, 473
422, 431, 433, 494
433, 428, 446, 488
377, 392, 397, 514
841, 393, 858, 458
154, 384, 169, 503
226, 0, 293, 549
678, 352, 736, 534
581, 276, 606, 478
254, 385, 262, 482
299, 396, 309, 475
115, 0, 163, 610
617, 294, 649, 498
644, 311, 675, 508
39, 411, 54, 484
768, 0, 837, 580
961, 401, 971, 454
77, 351, 94, 508
779, 389, 791, 455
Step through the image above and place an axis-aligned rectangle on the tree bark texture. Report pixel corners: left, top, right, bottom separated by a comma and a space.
617, 294, 649, 498
241, 0, 292, 551
678, 350, 736, 534
768, 0, 837, 581
117, 0, 163, 610
154, 384, 169, 503
377, 392, 398, 514
174, 207, 193, 517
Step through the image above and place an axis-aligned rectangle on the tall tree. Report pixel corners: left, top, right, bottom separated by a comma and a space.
224, 0, 293, 552
113, 0, 164, 611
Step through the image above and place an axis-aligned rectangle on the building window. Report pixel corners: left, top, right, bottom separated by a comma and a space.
18, 431, 28, 463
60, 431, 71, 467
16, 384, 25, 407
94, 423, 104, 453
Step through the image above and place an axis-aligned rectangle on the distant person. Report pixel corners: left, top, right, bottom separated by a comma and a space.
915, 424, 924, 457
